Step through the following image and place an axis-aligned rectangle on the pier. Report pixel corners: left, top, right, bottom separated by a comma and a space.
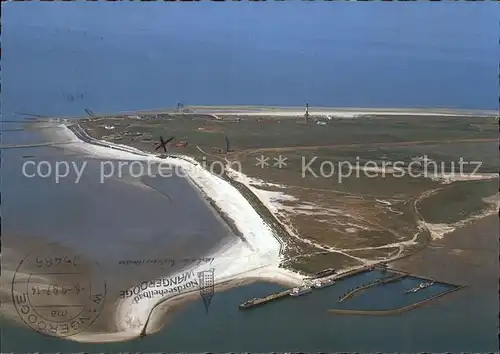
238, 264, 464, 313
238, 265, 372, 310
239, 289, 292, 310
238, 265, 382, 310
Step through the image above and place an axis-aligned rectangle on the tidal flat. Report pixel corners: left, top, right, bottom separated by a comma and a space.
1, 109, 497, 352
1, 137, 236, 337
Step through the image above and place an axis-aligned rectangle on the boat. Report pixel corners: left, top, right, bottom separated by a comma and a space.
404, 281, 435, 294
404, 287, 418, 294
290, 286, 312, 297
416, 281, 434, 289
313, 279, 336, 289
239, 299, 256, 309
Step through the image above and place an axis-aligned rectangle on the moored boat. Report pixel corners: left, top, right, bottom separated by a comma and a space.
290, 286, 312, 297
404, 281, 435, 294
313, 279, 336, 288
239, 299, 256, 309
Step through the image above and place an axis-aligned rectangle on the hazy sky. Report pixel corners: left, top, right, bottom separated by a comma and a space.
3, 2, 498, 115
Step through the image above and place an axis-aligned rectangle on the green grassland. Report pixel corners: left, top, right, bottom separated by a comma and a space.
79, 113, 498, 275
286, 252, 364, 275
417, 179, 498, 224
82, 114, 497, 151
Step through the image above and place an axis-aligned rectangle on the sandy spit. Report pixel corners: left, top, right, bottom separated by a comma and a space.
50, 124, 304, 343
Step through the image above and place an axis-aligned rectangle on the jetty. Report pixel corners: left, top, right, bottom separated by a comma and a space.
237, 263, 454, 312
238, 265, 376, 310
239, 289, 292, 310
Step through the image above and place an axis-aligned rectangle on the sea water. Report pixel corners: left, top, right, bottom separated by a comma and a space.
1, 2, 497, 352
2, 270, 497, 352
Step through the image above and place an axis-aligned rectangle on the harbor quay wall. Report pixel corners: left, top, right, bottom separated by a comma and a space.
381, 267, 463, 288
329, 284, 465, 316
333, 265, 373, 281
338, 273, 408, 303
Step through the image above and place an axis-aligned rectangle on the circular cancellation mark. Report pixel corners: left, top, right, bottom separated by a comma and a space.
11, 244, 107, 337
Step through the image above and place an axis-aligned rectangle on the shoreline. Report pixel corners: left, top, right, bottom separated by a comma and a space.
55, 123, 304, 343
186, 106, 497, 118
39, 120, 496, 343
30, 105, 498, 121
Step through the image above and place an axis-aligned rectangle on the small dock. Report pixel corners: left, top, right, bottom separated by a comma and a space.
239, 289, 292, 310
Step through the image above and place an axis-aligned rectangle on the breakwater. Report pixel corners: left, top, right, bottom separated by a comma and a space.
338, 272, 408, 303
329, 284, 465, 316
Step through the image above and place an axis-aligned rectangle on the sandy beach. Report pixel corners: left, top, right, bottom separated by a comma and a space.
58, 103, 498, 341
46, 124, 304, 342
190, 107, 497, 118
48, 105, 499, 121
3, 107, 496, 343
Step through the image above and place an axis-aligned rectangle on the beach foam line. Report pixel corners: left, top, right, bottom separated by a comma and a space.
56, 124, 303, 341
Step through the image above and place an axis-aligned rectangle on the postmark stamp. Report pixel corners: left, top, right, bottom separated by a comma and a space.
11, 244, 107, 337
